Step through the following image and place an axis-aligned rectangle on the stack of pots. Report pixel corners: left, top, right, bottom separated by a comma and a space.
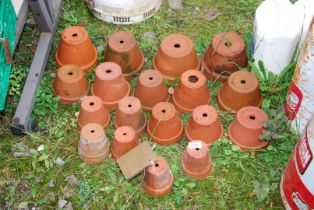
53, 26, 270, 197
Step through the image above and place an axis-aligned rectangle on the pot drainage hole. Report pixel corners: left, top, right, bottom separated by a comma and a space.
188, 75, 199, 83
174, 43, 181, 48
249, 115, 256, 120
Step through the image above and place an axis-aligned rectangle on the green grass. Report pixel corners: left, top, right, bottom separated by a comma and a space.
0, 0, 299, 209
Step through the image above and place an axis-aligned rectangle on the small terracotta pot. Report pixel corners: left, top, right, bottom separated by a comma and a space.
181, 141, 212, 179
111, 126, 140, 160
217, 70, 262, 112
228, 106, 268, 150
78, 96, 110, 130
147, 102, 183, 146
52, 65, 89, 105
105, 31, 145, 77
92, 62, 130, 109
185, 105, 223, 146
202, 32, 248, 82
114, 96, 146, 137
173, 70, 211, 113
78, 123, 110, 164
153, 34, 200, 82
134, 69, 170, 110
56, 26, 98, 72
143, 157, 173, 197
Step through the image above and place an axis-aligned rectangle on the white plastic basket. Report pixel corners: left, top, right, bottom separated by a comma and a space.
86, 0, 162, 25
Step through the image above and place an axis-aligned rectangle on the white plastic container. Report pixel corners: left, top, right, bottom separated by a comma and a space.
252, 0, 302, 75
280, 113, 314, 210
86, 0, 162, 25
285, 17, 314, 133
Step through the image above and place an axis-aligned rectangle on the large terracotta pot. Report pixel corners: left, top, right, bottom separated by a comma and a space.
111, 126, 140, 160
114, 96, 146, 137
173, 70, 211, 113
78, 96, 110, 130
78, 123, 110, 164
143, 157, 173, 197
134, 69, 170, 110
202, 32, 248, 82
185, 105, 223, 146
147, 102, 183, 146
56, 26, 98, 73
153, 34, 200, 82
52, 65, 89, 105
92, 62, 130, 109
181, 141, 212, 179
228, 106, 268, 150
217, 70, 262, 112
105, 31, 145, 77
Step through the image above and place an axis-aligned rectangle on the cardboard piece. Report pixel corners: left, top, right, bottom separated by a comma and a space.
117, 141, 157, 180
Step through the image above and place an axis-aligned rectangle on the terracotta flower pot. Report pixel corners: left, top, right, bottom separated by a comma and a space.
147, 102, 183, 146
153, 34, 200, 82
111, 126, 140, 160
114, 96, 146, 137
56, 26, 98, 73
181, 141, 212, 179
173, 70, 211, 113
78, 96, 110, 130
105, 31, 145, 77
217, 70, 262, 112
202, 32, 248, 82
134, 69, 170, 110
228, 106, 268, 150
143, 157, 173, 197
185, 105, 223, 146
52, 65, 89, 105
78, 123, 110, 164
92, 62, 130, 109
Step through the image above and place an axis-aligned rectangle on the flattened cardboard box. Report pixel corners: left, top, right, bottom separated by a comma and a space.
117, 141, 157, 180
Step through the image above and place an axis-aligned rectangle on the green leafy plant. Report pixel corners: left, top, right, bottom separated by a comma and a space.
9, 66, 28, 96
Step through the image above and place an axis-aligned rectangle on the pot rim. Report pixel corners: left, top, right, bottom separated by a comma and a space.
113, 115, 147, 136
228, 121, 269, 151
52, 84, 90, 105
147, 121, 183, 146
181, 158, 212, 179
78, 111, 110, 130
143, 172, 173, 197
172, 92, 211, 113
201, 53, 229, 82
122, 51, 145, 77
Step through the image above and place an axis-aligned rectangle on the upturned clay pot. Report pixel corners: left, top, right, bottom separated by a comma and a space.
52, 65, 89, 105
217, 70, 262, 112
185, 105, 223, 146
56, 26, 98, 72
78, 123, 110, 164
105, 31, 145, 77
228, 106, 268, 150
147, 102, 183, 146
114, 96, 146, 136
134, 69, 170, 110
111, 126, 140, 160
173, 70, 211, 113
92, 62, 130, 109
181, 141, 212, 179
143, 157, 173, 197
202, 32, 248, 82
78, 96, 110, 130
153, 34, 200, 82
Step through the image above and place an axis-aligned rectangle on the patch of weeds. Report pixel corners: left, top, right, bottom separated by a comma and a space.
9, 66, 29, 97
77, 181, 94, 203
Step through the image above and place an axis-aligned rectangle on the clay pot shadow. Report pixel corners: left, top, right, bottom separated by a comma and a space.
185, 105, 224, 146
181, 141, 212, 179
92, 62, 130, 109
147, 102, 183, 146
56, 26, 98, 73
78, 123, 110, 164
78, 96, 110, 130
52, 65, 89, 105
134, 69, 170, 110
153, 34, 200, 82
173, 70, 211, 113
143, 157, 173, 197
111, 126, 140, 160
114, 96, 147, 137
228, 106, 269, 150
217, 70, 262, 112
202, 32, 248, 82
105, 31, 145, 78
